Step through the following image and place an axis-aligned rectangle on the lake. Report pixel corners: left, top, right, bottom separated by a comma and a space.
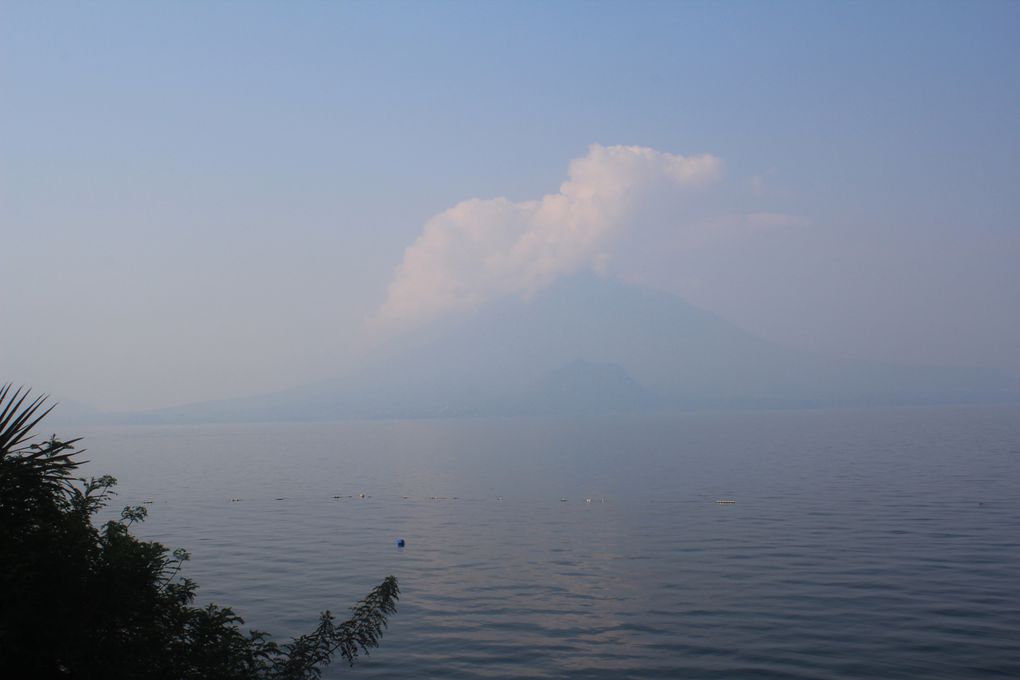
77, 405, 1020, 678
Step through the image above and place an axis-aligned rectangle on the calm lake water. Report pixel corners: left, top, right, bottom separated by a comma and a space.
78, 405, 1020, 679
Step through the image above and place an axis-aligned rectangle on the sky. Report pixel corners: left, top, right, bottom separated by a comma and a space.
2, 1, 1019, 411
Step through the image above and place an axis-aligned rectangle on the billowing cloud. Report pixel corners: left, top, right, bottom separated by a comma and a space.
372, 144, 722, 330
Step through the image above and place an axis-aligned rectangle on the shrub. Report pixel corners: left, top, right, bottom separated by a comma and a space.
0, 385, 398, 680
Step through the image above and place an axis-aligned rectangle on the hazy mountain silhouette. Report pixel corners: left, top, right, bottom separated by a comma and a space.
521, 360, 656, 416
115, 274, 1019, 423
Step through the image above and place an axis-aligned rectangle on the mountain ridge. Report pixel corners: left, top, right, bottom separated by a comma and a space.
103, 274, 1020, 424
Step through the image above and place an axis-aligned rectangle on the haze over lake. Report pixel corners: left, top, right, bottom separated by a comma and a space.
5, 3, 1020, 415
84, 405, 1020, 679
4, 3, 1020, 678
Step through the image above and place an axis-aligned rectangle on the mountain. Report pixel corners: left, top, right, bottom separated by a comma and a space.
117, 274, 1019, 423
520, 360, 656, 416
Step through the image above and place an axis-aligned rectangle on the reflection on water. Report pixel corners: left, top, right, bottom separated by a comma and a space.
81, 405, 1020, 679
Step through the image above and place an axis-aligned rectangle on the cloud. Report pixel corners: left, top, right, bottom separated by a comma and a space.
371, 144, 722, 330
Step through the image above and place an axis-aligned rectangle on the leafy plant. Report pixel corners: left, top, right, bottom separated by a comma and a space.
0, 385, 398, 679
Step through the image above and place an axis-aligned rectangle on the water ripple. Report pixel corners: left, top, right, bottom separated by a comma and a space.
82, 405, 1020, 678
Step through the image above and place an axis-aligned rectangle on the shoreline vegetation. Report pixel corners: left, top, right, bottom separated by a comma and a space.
0, 385, 398, 679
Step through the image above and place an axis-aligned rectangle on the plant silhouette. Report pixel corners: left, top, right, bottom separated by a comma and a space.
0, 384, 398, 680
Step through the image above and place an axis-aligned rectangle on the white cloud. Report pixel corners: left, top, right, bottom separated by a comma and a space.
371, 144, 722, 330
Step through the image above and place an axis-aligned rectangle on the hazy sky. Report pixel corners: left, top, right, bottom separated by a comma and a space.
3, 1, 1019, 411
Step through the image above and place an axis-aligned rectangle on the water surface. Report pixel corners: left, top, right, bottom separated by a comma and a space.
80, 405, 1020, 678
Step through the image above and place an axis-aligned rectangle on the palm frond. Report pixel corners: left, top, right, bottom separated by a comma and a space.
0, 385, 57, 452
0, 385, 83, 486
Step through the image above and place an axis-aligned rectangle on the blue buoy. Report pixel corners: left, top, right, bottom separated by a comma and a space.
396, 538, 406, 547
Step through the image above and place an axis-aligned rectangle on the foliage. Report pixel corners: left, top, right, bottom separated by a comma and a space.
0, 385, 398, 679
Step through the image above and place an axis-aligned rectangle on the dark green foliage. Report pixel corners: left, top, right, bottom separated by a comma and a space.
0, 385, 398, 679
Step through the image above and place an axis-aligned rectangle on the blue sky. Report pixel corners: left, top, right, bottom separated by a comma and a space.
2, 1, 1019, 410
